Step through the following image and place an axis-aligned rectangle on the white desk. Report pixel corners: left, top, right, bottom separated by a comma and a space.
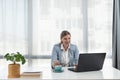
32, 65, 120, 79
41, 66, 104, 79
0, 59, 120, 79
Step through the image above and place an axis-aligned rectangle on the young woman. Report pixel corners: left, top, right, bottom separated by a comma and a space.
51, 30, 79, 68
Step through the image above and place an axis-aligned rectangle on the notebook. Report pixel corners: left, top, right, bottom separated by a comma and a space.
21, 71, 42, 77
68, 53, 106, 72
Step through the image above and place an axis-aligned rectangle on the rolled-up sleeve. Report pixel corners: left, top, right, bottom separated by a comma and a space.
51, 45, 58, 66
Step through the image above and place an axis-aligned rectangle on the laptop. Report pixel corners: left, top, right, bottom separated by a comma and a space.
68, 53, 106, 72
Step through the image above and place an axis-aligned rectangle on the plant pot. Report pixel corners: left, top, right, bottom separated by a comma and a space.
8, 64, 20, 78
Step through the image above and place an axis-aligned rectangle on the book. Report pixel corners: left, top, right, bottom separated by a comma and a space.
21, 71, 42, 77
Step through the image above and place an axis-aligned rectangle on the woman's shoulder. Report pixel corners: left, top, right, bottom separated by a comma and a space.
69, 43, 78, 49
70, 43, 77, 47
53, 43, 61, 48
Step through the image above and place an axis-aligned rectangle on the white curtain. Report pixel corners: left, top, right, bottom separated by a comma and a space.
0, 0, 113, 58
0, 0, 28, 56
88, 0, 113, 57
32, 0, 83, 56
32, 0, 113, 56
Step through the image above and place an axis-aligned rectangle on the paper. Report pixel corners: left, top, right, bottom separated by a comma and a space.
21, 71, 42, 77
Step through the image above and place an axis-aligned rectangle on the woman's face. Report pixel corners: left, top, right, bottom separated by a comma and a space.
61, 34, 71, 46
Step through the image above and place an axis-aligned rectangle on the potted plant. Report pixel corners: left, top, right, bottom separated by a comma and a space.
4, 52, 26, 78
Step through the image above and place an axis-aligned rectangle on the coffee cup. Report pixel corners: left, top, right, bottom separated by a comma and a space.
54, 65, 62, 72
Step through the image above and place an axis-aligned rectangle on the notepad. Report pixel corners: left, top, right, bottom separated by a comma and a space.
21, 71, 42, 77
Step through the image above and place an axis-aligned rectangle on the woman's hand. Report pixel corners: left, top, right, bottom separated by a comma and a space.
52, 60, 60, 68
54, 60, 60, 65
74, 65, 78, 71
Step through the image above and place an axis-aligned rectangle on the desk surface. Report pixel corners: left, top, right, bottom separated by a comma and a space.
0, 59, 120, 79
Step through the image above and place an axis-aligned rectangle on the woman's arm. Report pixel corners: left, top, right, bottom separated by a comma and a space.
51, 45, 60, 68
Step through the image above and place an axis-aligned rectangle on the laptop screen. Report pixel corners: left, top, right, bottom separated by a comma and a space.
76, 53, 106, 72
68, 53, 106, 72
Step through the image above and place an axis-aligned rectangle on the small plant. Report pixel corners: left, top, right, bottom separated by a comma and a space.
4, 52, 26, 65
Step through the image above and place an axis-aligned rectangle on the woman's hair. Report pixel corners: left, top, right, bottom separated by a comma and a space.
60, 30, 71, 43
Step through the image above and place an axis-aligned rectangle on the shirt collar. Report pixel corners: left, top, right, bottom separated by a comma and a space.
61, 44, 70, 50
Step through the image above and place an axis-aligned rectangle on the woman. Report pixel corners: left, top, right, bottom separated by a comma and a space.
51, 30, 79, 68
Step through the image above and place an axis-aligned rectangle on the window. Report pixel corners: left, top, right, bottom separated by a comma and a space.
0, 0, 113, 60
31, 0, 113, 57
88, 0, 113, 57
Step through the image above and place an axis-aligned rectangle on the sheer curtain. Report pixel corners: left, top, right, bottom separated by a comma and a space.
88, 0, 113, 57
0, 0, 28, 56
32, 0, 83, 56
0, 0, 113, 66
32, 0, 113, 56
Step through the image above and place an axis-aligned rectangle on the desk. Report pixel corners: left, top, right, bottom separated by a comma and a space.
0, 59, 120, 79
41, 66, 104, 79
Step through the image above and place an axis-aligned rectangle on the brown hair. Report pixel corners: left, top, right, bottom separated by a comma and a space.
60, 30, 71, 43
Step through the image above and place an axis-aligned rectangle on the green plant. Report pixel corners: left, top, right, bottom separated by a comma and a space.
4, 52, 26, 65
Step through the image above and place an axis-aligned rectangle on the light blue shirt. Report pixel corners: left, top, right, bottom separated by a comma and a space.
51, 43, 79, 67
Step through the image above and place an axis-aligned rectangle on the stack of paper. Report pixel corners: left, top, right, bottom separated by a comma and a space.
21, 71, 42, 77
